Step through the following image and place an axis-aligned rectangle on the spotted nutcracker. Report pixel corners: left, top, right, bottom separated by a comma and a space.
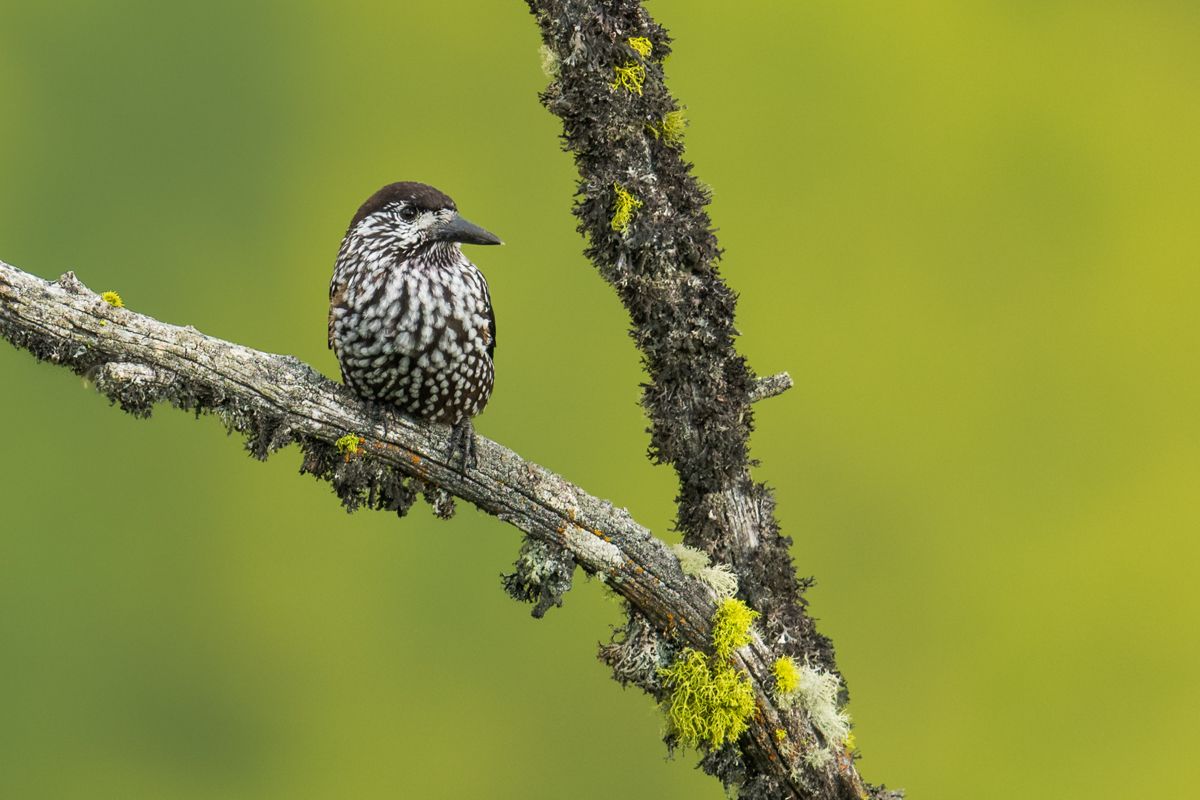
328, 182, 501, 468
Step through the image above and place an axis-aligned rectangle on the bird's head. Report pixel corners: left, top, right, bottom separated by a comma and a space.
346, 181, 502, 255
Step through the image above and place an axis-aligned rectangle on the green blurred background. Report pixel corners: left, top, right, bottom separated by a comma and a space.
1, 2, 1197, 798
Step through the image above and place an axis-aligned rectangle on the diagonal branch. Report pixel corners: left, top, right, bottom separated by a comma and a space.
0, 260, 717, 643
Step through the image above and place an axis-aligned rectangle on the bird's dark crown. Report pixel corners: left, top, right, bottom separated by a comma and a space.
349, 182, 456, 231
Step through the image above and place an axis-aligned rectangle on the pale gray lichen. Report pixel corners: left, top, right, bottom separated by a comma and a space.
538, 43, 559, 79
670, 543, 739, 598
599, 609, 674, 693
699, 564, 738, 599
774, 660, 852, 772
795, 662, 852, 747
672, 542, 710, 574
803, 744, 833, 770
502, 536, 575, 618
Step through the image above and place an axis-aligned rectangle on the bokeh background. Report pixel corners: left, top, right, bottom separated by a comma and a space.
2, 2, 1197, 798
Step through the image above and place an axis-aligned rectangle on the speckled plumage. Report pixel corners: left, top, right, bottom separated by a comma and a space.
328, 182, 500, 462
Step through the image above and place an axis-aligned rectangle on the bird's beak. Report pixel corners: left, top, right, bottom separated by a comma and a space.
434, 213, 503, 246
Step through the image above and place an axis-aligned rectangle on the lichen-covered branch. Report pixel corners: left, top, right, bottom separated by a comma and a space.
0, 260, 721, 638
526, 1, 895, 797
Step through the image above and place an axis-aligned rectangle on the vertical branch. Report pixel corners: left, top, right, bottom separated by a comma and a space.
525, 3, 897, 798
526, 0, 829, 678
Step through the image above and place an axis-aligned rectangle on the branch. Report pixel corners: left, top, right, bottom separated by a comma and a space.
527, 2, 895, 797
751, 372, 795, 403
0, 260, 718, 636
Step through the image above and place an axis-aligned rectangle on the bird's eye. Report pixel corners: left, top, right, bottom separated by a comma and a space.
398, 206, 419, 222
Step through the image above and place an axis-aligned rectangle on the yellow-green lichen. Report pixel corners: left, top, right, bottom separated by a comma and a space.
774, 727, 788, 742
627, 36, 653, 58
100, 290, 124, 308
659, 109, 687, 145
611, 61, 646, 95
610, 183, 643, 233
657, 598, 763, 749
335, 433, 365, 460
711, 597, 758, 660
772, 656, 799, 697
658, 648, 756, 749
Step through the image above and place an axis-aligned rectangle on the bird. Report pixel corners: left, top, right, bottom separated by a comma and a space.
328, 181, 501, 468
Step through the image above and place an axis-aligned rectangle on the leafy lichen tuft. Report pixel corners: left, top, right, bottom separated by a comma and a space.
334, 433, 365, 460
502, 536, 575, 617
795, 662, 852, 747
700, 563, 738, 599
599, 609, 674, 693
656, 597, 762, 750
775, 659, 855, 769
422, 484, 457, 519
538, 43, 559, 79
671, 543, 738, 598
772, 655, 800, 697
100, 290, 124, 308
658, 648, 755, 749
658, 109, 687, 146
672, 542, 711, 575
711, 597, 758, 660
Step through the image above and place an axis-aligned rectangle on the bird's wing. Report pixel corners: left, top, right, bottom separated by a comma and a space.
486, 287, 497, 360
328, 280, 347, 350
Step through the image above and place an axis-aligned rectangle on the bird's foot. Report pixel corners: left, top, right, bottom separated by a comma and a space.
366, 400, 393, 441
446, 418, 478, 471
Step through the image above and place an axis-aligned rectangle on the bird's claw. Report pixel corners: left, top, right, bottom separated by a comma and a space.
366, 400, 392, 441
447, 418, 478, 471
